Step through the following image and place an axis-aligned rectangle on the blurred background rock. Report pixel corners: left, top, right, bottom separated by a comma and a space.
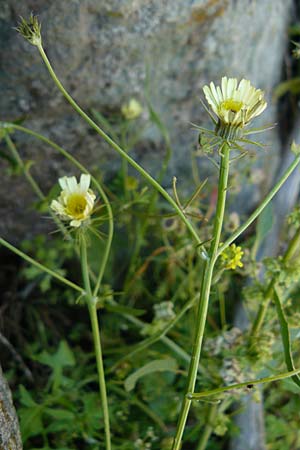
0, 0, 294, 240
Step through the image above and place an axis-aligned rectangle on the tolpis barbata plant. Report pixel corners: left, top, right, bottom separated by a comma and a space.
1, 14, 300, 450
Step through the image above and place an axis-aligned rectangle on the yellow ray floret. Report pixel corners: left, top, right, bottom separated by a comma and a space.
51, 174, 96, 227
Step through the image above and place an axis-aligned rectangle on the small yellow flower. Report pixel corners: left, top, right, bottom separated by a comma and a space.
51, 174, 96, 228
121, 99, 143, 120
221, 243, 244, 270
203, 77, 267, 138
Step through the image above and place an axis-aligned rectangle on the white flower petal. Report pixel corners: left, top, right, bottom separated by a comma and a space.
210, 82, 221, 105
221, 77, 227, 99
58, 176, 68, 190
80, 174, 91, 192
70, 219, 82, 227
203, 86, 218, 110
227, 78, 237, 98
203, 76, 266, 128
216, 86, 223, 102
50, 199, 64, 214
66, 176, 78, 193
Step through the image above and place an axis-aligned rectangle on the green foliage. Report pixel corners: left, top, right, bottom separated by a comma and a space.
2, 81, 300, 450
124, 358, 178, 392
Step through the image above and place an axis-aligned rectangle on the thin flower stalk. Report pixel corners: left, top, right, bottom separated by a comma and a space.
0, 237, 82, 293
217, 152, 300, 259
0, 122, 113, 298
11, 24, 300, 446
172, 77, 268, 448
4, 133, 70, 239
80, 235, 111, 450
188, 366, 300, 400
32, 42, 201, 246
172, 142, 230, 449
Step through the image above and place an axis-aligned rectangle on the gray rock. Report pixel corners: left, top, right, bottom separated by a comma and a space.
0, 365, 22, 450
0, 0, 292, 240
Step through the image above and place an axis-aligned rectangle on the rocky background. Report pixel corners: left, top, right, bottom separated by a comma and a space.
0, 0, 294, 240
0, 1, 298, 449
0, 365, 23, 450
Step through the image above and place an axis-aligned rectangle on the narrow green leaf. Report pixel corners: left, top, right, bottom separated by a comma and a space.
19, 385, 37, 407
273, 287, 300, 389
45, 408, 76, 420
124, 358, 178, 392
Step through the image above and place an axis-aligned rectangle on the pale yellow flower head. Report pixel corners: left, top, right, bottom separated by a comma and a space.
121, 99, 143, 120
51, 174, 96, 228
203, 77, 267, 138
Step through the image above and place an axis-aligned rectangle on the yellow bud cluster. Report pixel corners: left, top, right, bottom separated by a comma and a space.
221, 243, 244, 270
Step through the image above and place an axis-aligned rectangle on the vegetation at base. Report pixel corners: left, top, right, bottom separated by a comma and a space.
1, 105, 300, 449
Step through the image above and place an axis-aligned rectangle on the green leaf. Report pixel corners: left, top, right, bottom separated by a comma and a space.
45, 408, 76, 420
35, 340, 75, 370
19, 405, 44, 442
124, 358, 178, 392
273, 78, 300, 99
19, 385, 37, 407
273, 286, 300, 389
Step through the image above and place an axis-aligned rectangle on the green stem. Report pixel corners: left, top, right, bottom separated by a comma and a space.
0, 123, 113, 299
196, 404, 218, 450
107, 298, 195, 366
36, 44, 201, 246
123, 134, 171, 292
0, 237, 82, 292
188, 366, 300, 400
172, 143, 230, 450
5, 134, 44, 199
218, 287, 226, 329
108, 294, 198, 374
109, 384, 167, 432
80, 235, 111, 450
217, 152, 300, 258
120, 124, 129, 201
251, 226, 300, 337
4, 134, 70, 240
195, 398, 231, 450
